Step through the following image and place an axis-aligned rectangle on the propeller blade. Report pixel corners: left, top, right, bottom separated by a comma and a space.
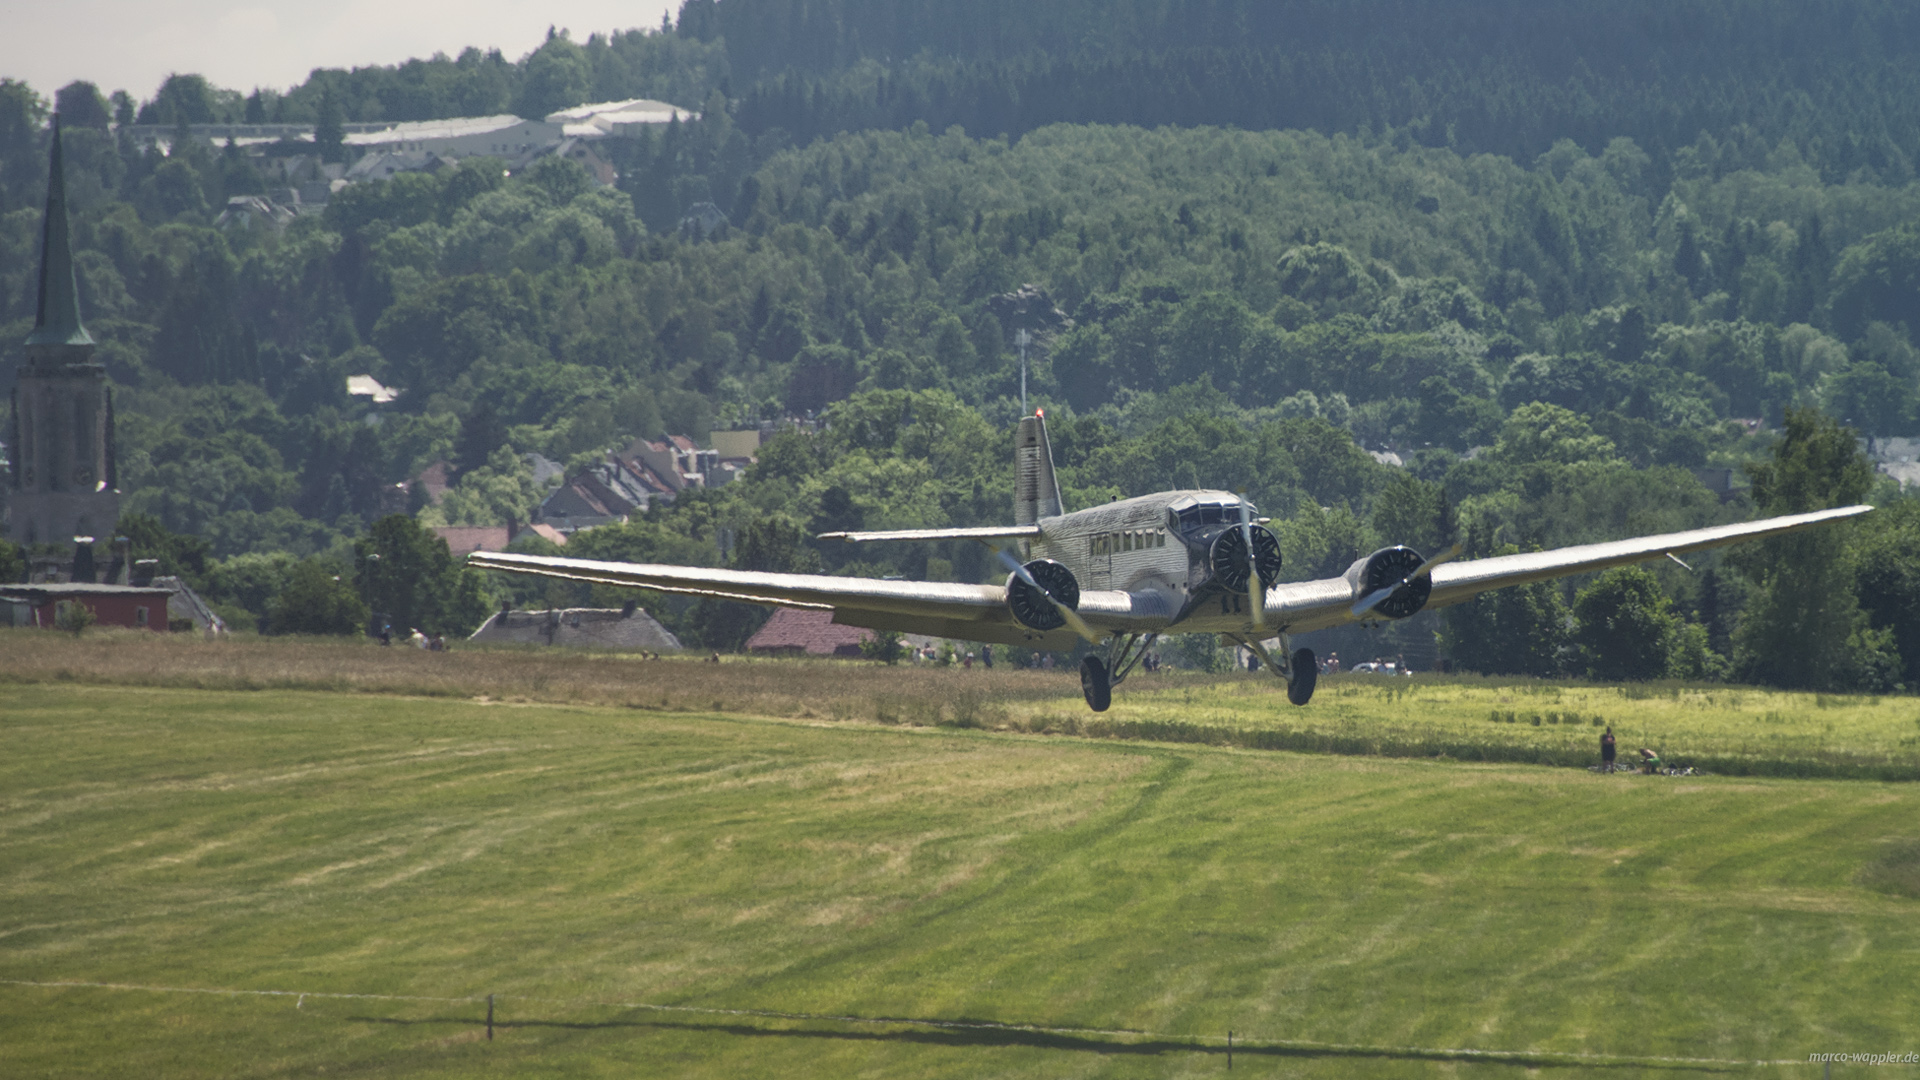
1350, 543, 1463, 617
995, 546, 1100, 643
1238, 491, 1264, 629
1350, 584, 1396, 618
1411, 542, 1464, 580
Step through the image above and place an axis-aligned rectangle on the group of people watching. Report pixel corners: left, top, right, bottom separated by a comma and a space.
1599, 727, 1665, 773
373, 619, 446, 651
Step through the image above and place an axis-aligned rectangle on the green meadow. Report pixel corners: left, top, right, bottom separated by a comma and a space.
2, 681, 1917, 1078
1077, 677, 1920, 781
9, 630, 1920, 780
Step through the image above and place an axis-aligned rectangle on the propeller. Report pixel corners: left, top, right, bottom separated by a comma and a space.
1237, 490, 1265, 629
1350, 543, 1463, 618
994, 545, 1101, 643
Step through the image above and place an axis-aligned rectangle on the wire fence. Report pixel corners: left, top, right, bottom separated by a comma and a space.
2, 977, 1801, 1069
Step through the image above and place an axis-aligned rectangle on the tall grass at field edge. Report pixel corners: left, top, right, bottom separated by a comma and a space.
1008, 714, 1920, 781
5, 629, 1918, 781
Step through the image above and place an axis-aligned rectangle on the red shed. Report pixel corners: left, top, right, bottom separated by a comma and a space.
1, 583, 176, 631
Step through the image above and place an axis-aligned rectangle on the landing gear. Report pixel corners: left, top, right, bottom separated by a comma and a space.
1286, 647, 1317, 706
1080, 656, 1112, 712
1074, 632, 1160, 711
1231, 634, 1319, 706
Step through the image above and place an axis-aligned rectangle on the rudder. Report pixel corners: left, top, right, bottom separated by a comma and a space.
1013, 413, 1065, 525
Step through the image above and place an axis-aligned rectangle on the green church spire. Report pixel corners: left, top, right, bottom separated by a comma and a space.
25, 113, 93, 349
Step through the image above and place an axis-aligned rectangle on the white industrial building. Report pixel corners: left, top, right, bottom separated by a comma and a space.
343, 114, 561, 158
546, 98, 699, 137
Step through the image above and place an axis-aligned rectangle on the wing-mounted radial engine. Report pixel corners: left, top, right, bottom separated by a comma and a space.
1346, 546, 1434, 619
1005, 558, 1082, 631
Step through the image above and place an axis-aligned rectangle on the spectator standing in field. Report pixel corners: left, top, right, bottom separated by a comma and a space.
1601, 726, 1617, 771
982, 645, 993, 669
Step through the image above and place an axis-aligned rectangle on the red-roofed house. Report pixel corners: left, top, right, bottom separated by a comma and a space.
624, 435, 724, 492
433, 525, 513, 557
431, 522, 570, 556
744, 607, 874, 658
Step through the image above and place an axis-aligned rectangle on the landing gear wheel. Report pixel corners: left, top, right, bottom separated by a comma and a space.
1080, 655, 1112, 712
1286, 647, 1318, 706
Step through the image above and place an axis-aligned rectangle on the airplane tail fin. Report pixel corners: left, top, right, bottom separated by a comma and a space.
1014, 412, 1065, 525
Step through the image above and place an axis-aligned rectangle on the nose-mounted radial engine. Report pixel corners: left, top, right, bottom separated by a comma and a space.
1167, 494, 1284, 612
1209, 524, 1283, 595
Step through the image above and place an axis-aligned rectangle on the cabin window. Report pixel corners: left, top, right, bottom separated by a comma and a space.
136, 606, 148, 627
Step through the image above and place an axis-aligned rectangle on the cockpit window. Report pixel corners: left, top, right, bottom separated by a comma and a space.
1171, 496, 1257, 536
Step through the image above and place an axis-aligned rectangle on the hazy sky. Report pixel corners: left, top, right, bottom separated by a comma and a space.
2, 0, 678, 102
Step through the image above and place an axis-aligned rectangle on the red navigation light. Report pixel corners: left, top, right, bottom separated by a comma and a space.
1036, 408, 1045, 418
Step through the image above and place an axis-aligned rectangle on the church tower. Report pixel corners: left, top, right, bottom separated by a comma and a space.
7, 114, 118, 547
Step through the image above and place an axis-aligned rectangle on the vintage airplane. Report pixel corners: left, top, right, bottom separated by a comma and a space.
469, 412, 1871, 711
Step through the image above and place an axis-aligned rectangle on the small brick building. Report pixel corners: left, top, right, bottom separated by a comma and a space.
1, 582, 176, 631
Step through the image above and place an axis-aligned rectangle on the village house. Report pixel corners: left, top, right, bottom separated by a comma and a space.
744, 607, 874, 658
468, 603, 682, 651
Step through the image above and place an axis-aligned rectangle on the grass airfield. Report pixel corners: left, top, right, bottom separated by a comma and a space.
3, 655, 1919, 1077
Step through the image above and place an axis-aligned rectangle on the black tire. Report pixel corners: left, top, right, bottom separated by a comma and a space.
1286, 647, 1317, 706
1080, 655, 1112, 712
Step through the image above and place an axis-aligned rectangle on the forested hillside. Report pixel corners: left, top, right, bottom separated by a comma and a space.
4, 1, 1920, 689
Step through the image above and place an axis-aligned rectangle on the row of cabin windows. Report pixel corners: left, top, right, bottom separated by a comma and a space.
1090, 528, 1168, 556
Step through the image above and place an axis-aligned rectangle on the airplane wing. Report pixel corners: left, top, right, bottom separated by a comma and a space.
465, 550, 1099, 650
1266, 504, 1873, 635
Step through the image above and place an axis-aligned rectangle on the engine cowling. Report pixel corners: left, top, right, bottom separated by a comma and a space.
1005, 559, 1081, 631
1348, 545, 1432, 619
1209, 524, 1283, 592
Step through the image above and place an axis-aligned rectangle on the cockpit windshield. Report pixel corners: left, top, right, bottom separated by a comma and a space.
1170, 496, 1253, 533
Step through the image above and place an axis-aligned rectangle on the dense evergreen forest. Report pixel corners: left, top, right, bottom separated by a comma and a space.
5, 0, 1920, 689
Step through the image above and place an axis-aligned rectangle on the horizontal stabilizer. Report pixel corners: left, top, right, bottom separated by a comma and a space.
817, 524, 1045, 544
